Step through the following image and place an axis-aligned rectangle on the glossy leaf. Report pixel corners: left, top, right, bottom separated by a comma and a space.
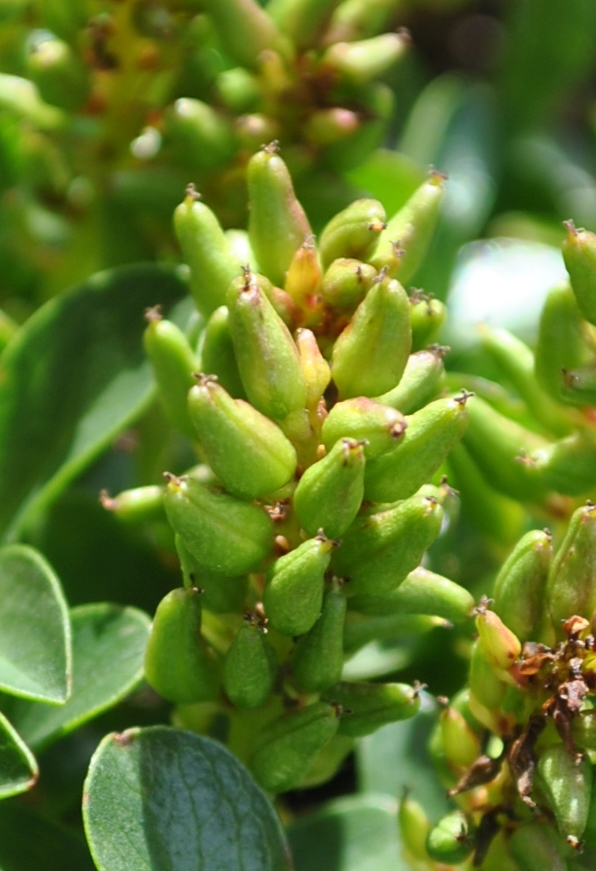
3, 603, 150, 750
0, 801, 95, 871
0, 710, 38, 798
0, 263, 188, 541
0, 544, 70, 703
288, 795, 406, 871
83, 726, 293, 871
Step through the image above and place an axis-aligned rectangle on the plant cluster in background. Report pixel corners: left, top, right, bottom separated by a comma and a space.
4, 1, 596, 870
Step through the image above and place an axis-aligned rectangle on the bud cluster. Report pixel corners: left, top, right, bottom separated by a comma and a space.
107, 143, 481, 795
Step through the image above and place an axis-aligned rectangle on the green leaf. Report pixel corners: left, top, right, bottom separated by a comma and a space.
0, 801, 95, 871
0, 263, 188, 542
287, 795, 405, 871
3, 603, 150, 750
0, 544, 70, 703
83, 726, 293, 871
0, 710, 38, 798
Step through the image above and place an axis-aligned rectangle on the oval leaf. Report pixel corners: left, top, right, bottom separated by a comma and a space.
83, 726, 293, 871
3, 603, 150, 750
0, 263, 187, 542
0, 545, 70, 703
0, 710, 38, 798
288, 795, 405, 871
0, 801, 95, 871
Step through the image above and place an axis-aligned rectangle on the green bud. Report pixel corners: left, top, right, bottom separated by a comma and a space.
188, 376, 297, 500
480, 324, 574, 437
293, 439, 365, 538
319, 198, 386, 271
321, 396, 407, 460
165, 99, 235, 172
250, 701, 340, 792
398, 790, 432, 865
284, 238, 324, 326
440, 705, 482, 769
349, 565, 475, 623
227, 270, 308, 420
144, 587, 221, 704
215, 67, 261, 113
409, 291, 447, 351
247, 144, 312, 286
493, 529, 552, 643
264, 535, 335, 636
322, 31, 410, 85
99, 485, 164, 524
363, 391, 471, 502
509, 822, 570, 871
175, 534, 248, 614
200, 306, 246, 399
163, 474, 274, 576
304, 107, 360, 148
331, 273, 411, 399
143, 308, 198, 440
321, 258, 377, 313
292, 581, 347, 693
267, 0, 343, 50
547, 502, 596, 634
223, 615, 278, 708
295, 328, 331, 408
572, 711, 596, 752
563, 219, 596, 326
319, 82, 393, 172
26, 32, 89, 111
537, 743, 592, 846
368, 170, 446, 285
174, 188, 243, 318
199, 0, 291, 70
332, 493, 444, 596
535, 283, 596, 407
324, 680, 421, 737
425, 810, 475, 866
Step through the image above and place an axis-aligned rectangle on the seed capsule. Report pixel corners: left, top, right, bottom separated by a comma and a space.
425, 810, 475, 866
143, 310, 198, 440
199, 0, 291, 70
322, 31, 410, 85
267, 0, 342, 50
563, 219, 596, 327
26, 34, 90, 111
349, 565, 475, 623
368, 170, 446, 285
332, 493, 444, 596
292, 581, 347, 693
293, 439, 365, 538
174, 188, 243, 318
324, 680, 420, 737
475, 602, 522, 674
547, 501, 596, 635
535, 282, 596, 407
263, 535, 335, 636
363, 392, 471, 503
199, 306, 246, 400
227, 273, 307, 421
409, 292, 447, 351
321, 396, 406, 460
374, 345, 448, 414
247, 144, 312, 286
493, 529, 553, 643
144, 587, 221, 704
175, 534, 248, 615
536, 743, 592, 846
165, 98, 235, 172
295, 328, 331, 408
318, 198, 386, 270
250, 701, 340, 793
321, 257, 377, 313
163, 474, 274, 576
223, 616, 277, 708
331, 273, 411, 398
398, 791, 432, 865
284, 239, 323, 325
188, 376, 297, 500
509, 822, 570, 871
